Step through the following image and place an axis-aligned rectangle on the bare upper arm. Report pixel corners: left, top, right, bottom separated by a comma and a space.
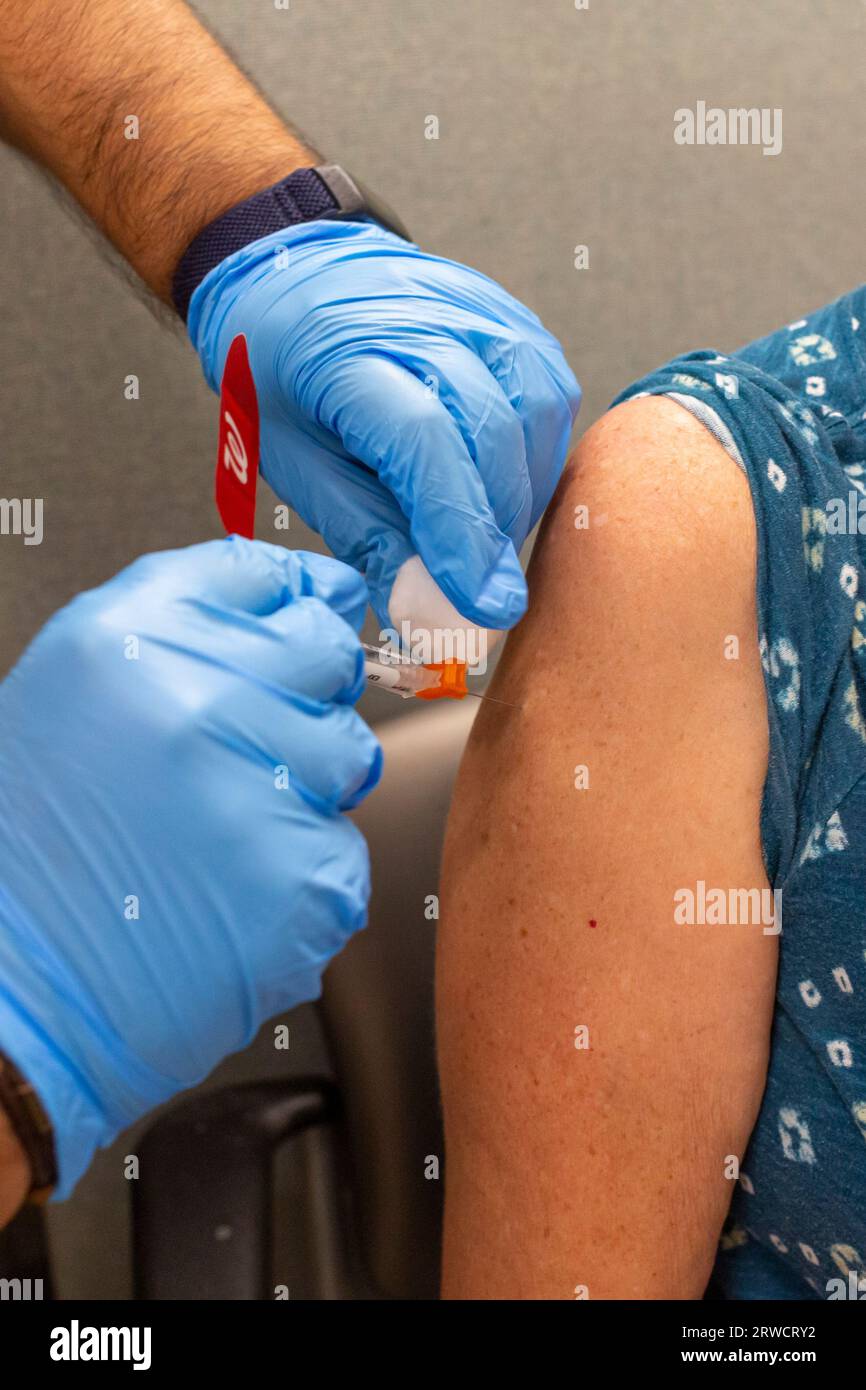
436, 395, 778, 1300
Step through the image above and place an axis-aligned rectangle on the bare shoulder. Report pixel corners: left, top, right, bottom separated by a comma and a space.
459, 392, 766, 797
524, 394, 758, 679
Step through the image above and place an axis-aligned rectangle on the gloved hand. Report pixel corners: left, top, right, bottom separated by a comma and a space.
0, 539, 381, 1197
189, 220, 581, 632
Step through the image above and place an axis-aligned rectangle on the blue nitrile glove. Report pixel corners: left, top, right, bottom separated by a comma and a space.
0, 539, 381, 1197
189, 220, 581, 632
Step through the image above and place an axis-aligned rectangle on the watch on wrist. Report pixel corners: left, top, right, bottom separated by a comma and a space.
172, 163, 411, 321
0, 1050, 57, 1205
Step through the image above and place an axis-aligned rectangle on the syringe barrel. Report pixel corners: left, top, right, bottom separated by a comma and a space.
360, 643, 442, 699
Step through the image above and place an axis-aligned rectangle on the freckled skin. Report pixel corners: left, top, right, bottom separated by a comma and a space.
436, 397, 777, 1300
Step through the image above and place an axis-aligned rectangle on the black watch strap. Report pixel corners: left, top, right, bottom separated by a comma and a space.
171, 164, 407, 322
0, 1050, 57, 1205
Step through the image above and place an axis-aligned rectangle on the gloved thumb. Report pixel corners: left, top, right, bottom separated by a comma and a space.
110, 538, 369, 632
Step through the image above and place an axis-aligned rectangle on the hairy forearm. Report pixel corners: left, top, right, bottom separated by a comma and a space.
0, 0, 317, 301
0, 1104, 29, 1229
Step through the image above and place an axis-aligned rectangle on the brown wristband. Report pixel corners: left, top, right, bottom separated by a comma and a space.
0, 1050, 57, 1204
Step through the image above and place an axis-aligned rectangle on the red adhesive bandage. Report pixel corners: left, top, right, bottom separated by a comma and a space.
215, 334, 259, 540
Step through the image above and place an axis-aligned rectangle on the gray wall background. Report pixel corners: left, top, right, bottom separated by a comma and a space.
1, 0, 864, 1296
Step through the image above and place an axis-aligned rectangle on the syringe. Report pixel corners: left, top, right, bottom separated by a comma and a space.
361, 642, 516, 706
361, 642, 467, 700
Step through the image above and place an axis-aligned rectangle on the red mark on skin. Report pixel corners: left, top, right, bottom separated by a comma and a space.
588, 919, 598, 929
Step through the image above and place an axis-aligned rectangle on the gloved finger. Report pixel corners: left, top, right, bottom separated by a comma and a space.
296, 354, 527, 628
202, 680, 383, 813
482, 334, 581, 526
171, 593, 367, 705
261, 425, 427, 634
115, 538, 368, 628
378, 335, 533, 545
253, 815, 372, 1021
432, 256, 583, 410
284, 699, 383, 812
259, 596, 367, 703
